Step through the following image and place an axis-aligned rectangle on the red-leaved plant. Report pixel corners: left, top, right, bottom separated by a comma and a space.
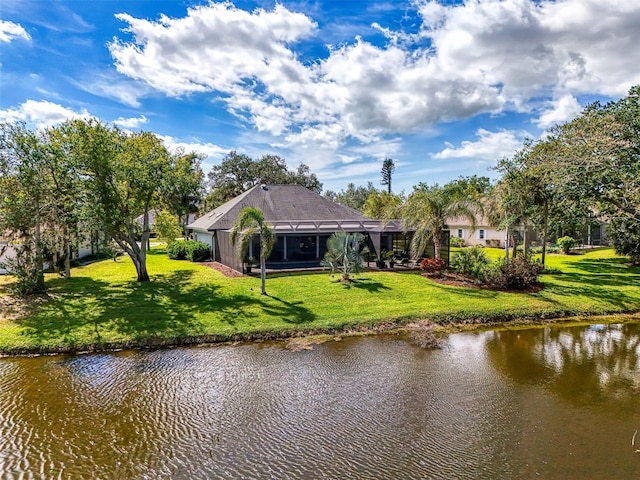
419, 258, 447, 274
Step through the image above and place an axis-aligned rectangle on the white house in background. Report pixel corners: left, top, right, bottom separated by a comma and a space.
0, 240, 17, 274
447, 216, 505, 248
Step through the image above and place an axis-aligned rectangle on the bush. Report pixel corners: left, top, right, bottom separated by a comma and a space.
167, 241, 189, 260
187, 241, 211, 262
450, 237, 465, 247
419, 257, 447, 274
1, 254, 46, 296
167, 240, 211, 262
557, 236, 576, 254
450, 246, 490, 283
486, 256, 542, 290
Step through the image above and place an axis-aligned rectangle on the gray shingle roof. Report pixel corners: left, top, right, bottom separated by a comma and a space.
188, 184, 369, 232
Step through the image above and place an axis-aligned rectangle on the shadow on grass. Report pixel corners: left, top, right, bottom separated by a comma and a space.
17, 269, 316, 346
350, 277, 392, 293
263, 296, 317, 324
569, 257, 640, 276
541, 271, 640, 310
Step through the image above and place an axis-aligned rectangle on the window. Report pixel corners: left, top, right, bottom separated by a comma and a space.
457, 229, 463, 238
479, 229, 485, 240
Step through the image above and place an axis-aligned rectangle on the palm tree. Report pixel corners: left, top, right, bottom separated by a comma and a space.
231, 207, 274, 295
321, 232, 365, 282
402, 185, 480, 260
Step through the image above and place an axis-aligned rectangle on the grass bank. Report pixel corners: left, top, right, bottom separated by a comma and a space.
0, 247, 639, 355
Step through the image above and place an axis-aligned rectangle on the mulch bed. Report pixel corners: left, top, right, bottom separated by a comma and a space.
423, 272, 544, 294
200, 261, 245, 278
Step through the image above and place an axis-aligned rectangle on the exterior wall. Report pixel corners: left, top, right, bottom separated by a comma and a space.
0, 244, 16, 274
193, 231, 214, 256
449, 225, 505, 248
216, 230, 243, 273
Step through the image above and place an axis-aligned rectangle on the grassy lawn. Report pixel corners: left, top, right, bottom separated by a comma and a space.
0, 247, 639, 354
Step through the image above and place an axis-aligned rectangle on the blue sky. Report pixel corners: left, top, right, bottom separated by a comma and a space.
2, 0, 640, 193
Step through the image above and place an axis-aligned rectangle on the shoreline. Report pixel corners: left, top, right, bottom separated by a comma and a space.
2, 311, 639, 358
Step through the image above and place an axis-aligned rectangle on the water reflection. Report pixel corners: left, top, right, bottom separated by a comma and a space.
1, 324, 639, 479
485, 323, 640, 408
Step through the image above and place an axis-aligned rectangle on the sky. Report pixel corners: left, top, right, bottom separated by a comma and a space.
2, 0, 640, 194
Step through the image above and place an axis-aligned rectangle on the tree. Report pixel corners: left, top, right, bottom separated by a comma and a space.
154, 210, 183, 245
321, 232, 365, 282
380, 158, 395, 194
205, 152, 321, 210
0, 123, 47, 293
162, 151, 204, 233
444, 175, 492, 200
231, 207, 275, 295
60, 119, 173, 282
547, 87, 640, 263
362, 190, 404, 219
324, 182, 378, 212
402, 184, 480, 260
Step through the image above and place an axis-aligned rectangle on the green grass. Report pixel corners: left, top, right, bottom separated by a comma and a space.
0, 247, 639, 354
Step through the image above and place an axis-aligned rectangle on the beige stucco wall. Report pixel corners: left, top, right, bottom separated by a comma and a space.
448, 225, 505, 248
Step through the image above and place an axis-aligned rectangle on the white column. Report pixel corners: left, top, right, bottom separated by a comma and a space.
283, 236, 287, 260
316, 235, 320, 258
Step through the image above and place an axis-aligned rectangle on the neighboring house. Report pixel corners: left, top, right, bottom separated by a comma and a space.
0, 240, 16, 274
579, 221, 608, 246
0, 235, 93, 275
447, 216, 505, 248
135, 210, 197, 232
188, 184, 450, 273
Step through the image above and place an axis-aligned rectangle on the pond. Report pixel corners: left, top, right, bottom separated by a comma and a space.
1, 322, 639, 479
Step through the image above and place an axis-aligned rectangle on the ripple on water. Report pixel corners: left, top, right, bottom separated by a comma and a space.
1, 325, 640, 479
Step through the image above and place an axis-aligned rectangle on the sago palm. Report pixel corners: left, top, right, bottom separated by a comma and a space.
231, 207, 274, 295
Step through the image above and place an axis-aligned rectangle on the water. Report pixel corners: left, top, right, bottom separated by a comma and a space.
1, 323, 640, 479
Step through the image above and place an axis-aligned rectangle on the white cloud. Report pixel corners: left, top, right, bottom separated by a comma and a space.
0, 100, 90, 128
158, 134, 227, 161
75, 73, 149, 107
432, 129, 529, 162
0, 20, 30, 43
112, 114, 148, 129
108, 0, 640, 155
535, 93, 583, 129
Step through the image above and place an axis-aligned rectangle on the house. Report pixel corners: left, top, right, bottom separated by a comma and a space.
0, 240, 16, 274
188, 184, 450, 272
447, 216, 505, 248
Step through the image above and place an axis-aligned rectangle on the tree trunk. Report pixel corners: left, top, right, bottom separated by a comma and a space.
260, 255, 267, 295
432, 232, 441, 260
34, 203, 46, 292
541, 202, 549, 268
505, 228, 510, 262
63, 225, 71, 278
134, 256, 150, 282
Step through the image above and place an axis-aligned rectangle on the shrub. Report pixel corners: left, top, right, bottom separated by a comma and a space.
450, 236, 465, 247
167, 241, 189, 260
450, 246, 490, 283
557, 236, 576, 254
419, 257, 447, 274
487, 256, 542, 290
167, 240, 211, 262
187, 241, 211, 262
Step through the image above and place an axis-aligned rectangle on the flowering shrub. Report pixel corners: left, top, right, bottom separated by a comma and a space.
419, 257, 447, 274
